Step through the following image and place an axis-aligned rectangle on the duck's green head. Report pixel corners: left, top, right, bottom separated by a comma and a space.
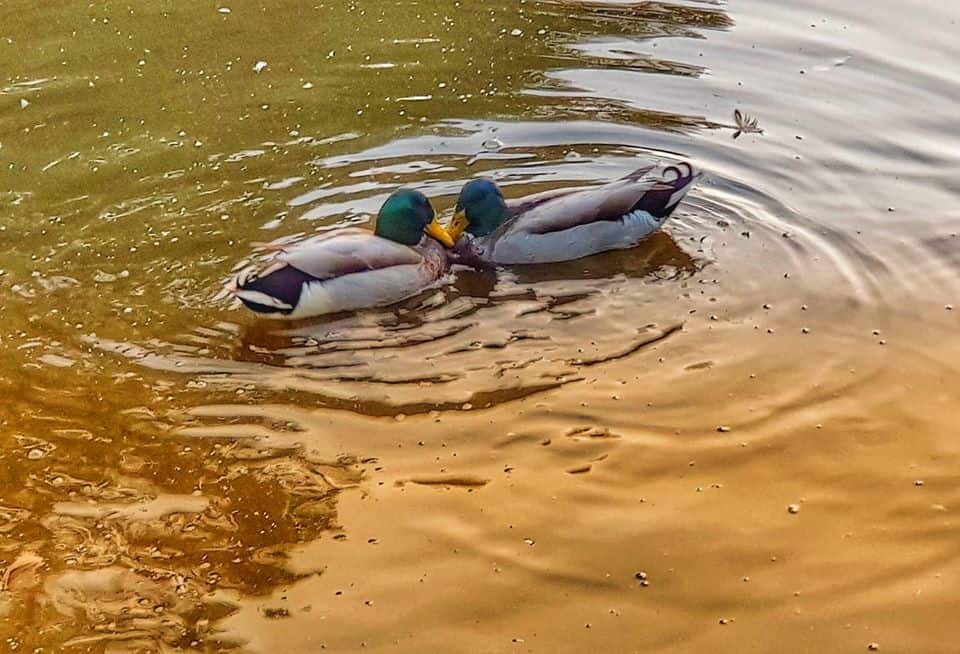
449, 178, 509, 241
375, 189, 454, 247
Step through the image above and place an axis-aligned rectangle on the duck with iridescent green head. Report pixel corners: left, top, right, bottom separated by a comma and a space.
232, 189, 455, 319
447, 162, 699, 266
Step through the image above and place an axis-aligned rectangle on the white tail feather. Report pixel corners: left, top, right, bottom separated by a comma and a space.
232, 289, 294, 310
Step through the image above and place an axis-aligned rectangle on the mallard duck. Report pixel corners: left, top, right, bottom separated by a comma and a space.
232, 189, 455, 318
446, 162, 699, 265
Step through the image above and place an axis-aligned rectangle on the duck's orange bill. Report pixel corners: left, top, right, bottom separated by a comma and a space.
446, 209, 469, 243
426, 217, 455, 247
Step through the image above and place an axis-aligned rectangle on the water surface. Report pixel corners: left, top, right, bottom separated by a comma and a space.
2, 1, 960, 652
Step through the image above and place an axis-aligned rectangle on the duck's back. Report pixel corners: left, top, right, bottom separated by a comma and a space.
281, 229, 423, 279
235, 229, 446, 318
483, 163, 696, 264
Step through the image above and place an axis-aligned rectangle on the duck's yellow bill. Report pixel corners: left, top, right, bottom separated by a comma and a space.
425, 217, 455, 247
447, 209, 469, 242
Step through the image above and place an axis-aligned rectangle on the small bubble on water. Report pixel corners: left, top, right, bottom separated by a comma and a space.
523, 538, 535, 546
482, 138, 503, 151
253, 60, 268, 73
788, 504, 801, 514
27, 448, 45, 460
867, 644, 879, 652
218, 6, 231, 13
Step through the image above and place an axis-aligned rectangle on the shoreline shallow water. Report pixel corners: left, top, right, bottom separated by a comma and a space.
2, 0, 960, 651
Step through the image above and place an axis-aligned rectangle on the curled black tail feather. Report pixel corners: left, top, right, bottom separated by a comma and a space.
632, 162, 697, 219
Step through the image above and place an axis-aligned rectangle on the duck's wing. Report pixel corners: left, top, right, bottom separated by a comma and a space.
505, 185, 593, 214
233, 229, 423, 314
278, 228, 423, 279
503, 163, 696, 237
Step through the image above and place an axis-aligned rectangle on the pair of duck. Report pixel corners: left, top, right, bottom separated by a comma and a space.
233, 162, 699, 319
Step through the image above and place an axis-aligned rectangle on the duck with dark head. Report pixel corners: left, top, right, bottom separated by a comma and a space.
447, 162, 699, 267
232, 189, 455, 319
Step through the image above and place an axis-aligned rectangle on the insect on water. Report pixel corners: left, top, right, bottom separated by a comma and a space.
733, 109, 764, 139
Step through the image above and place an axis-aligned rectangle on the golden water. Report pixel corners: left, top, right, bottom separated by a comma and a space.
2, 1, 959, 651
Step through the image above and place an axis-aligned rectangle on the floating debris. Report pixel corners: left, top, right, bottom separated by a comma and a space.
732, 109, 763, 139
565, 426, 619, 440
253, 60, 268, 73
401, 474, 489, 488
